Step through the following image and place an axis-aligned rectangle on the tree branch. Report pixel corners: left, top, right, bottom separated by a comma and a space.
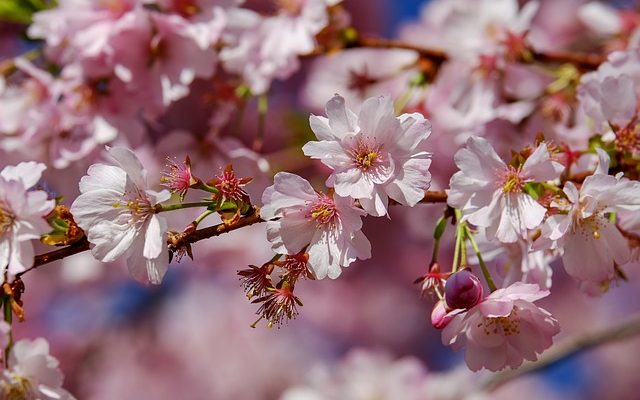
21, 190, 449, 278
336, 36, 604, 71
483, 313, 640, 391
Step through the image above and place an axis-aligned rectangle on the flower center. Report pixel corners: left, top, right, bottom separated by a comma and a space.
480, 308, 521, 336
112, 192, 153, 222
500, 166, 524, 193
574, 213, 606, 240
1, 375, 32, 400
350, 138, 383, 171
0, 202, 15, 236
306, 194, 337, 226
615, 122, 640, 155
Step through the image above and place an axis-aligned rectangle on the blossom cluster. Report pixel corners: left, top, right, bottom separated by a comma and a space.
2, 0, 640, 396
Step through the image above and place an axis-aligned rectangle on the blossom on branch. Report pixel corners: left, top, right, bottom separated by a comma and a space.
538, 150, 640, 285
0, 162, 54, 280
0, 338, 75, 400
448, 136, 563, 243
303, 94, 432, 217
261, 172, 371, 279
442, 282, 560, 372
70, 147, 171, 284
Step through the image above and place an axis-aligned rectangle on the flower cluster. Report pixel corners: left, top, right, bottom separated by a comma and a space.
4, 0, 640, 390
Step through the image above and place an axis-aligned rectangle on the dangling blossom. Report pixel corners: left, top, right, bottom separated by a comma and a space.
537, 150, 640, 284
261, 172, 371, 279
448, 136, 564, 243
70, 147, 171, 284
0, 338, 75, 399
0, 162, 55, 279
303, 94, 432, 217
442, 282, 560, 372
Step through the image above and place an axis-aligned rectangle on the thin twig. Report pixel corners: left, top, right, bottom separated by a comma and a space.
483, 313, 640, 391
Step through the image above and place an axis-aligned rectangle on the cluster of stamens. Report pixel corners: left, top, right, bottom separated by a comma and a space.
479, 307, 521, 336
615, 121, 640, 155
0, 202, 15, 235
211, 165, 251, 203
1, 375, 33, 400
112, 191, 153, 223
306, 194, 337, 226
499, 165, 525, 193
349, 137, 383, 172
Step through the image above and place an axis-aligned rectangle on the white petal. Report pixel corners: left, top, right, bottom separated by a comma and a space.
143, 215, 167, 259
0, 161, 46, 188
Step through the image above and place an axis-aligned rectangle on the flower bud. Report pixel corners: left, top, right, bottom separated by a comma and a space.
431, 300, 453, 329
444, 269, 483, 310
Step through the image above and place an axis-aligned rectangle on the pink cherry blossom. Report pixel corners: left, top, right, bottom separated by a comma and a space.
261, 172, 370, 279
401, 0, 539, 62
70, 147, 171, 284
0, 162, 55, 280
1, 338, 75, 399
578, 47, 640, 154
301, 48, 423, 111
448, 136, 564, 243
303, 94, 432, 216
220, 0, 336, 94
424, 62, 535, 143
538, 150, 640, 284
442, 282, 560, 372
280, 349, 429, 400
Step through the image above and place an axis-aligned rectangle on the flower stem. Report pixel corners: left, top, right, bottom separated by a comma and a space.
253, 94, 268, 152
193, 209, 215, 228
155, 201, 215, 213
431, 215, 448, 264
464, 226, 497, 292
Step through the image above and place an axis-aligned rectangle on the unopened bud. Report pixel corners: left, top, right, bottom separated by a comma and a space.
445, 269, 483, 310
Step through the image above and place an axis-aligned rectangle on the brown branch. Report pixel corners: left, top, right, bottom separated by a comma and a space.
19, 191, 449, 278
16, 238, 91, 278
483, 313, 640, 391
326, 35, 605, 71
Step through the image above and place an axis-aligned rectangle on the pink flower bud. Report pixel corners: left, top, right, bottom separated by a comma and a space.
431, 300, 454, 329
445, 270, 484, 310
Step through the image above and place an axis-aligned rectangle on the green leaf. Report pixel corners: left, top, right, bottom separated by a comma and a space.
0, 0, 55, 24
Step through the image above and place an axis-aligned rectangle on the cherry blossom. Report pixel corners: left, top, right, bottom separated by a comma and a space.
442, 282, 560, 372
578, 47, 640, 154
0, 162, 54, 279
303, 94, 432, 216
538, 150, 640, 284
448, 136, 564, 243
261, 172, 370, 279
220, 0, 338, 94
301, 48, 422, 111
401, 0, 539, 62
0, 338, 75, 400
280, 349, 429, 400
70, 147, 171, 284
